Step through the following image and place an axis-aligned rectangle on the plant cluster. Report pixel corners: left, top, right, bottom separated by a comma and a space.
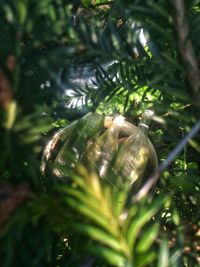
0, 0, 200, 266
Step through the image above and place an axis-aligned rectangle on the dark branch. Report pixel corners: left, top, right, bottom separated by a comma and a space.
170, 0, 200, 102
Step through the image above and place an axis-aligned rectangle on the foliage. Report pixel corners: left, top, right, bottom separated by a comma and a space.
0, 0, 200, 266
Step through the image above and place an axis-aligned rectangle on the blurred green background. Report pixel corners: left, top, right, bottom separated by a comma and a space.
0, 1, 199, 266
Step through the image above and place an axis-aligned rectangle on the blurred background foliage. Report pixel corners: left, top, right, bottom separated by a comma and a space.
0, 0, 200, 266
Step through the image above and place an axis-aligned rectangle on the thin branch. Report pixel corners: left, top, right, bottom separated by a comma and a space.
133, 117, 200, 202
161, 104, 191, 117
170, 0, 200, 101
80, 258, 95, 267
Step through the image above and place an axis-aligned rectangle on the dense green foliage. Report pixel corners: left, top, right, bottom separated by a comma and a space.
0, 0, 200, 266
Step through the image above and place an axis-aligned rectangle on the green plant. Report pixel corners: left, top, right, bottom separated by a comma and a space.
0, 0, 200, 266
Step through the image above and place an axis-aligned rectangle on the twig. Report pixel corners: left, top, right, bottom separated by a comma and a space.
161, 104, 191, 118
170, 0, 200, 101
133, 117, 200, 202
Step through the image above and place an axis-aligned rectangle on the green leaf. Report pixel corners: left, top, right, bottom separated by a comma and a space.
157, 239, 169, 267
17, 1, 27, 24
126, 197, 164, 250
136, 223, 159, 253
148, 2, 172, 20
58, 187, 119, 235
72, 223, 122, 252
136, 251, 157, 267
63, 196, 113, 231
188, 139, 200, 153
89, 244, 128, 267
112, 186, 129, 219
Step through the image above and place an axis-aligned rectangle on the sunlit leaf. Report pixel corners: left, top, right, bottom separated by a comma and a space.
126, 197, 165, 250
136, 223, 159, 253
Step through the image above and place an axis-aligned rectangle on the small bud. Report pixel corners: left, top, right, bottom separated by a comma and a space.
0, 71, 12, 108
6, 55, 16, 72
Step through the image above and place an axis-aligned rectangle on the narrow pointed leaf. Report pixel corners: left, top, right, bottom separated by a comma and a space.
136, 251, 157, 267
63, 196, 114, 231
89, 244, 128, 267
72, 223, 122, 252
126, 197, 164, 249
136, 223, 159, 253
